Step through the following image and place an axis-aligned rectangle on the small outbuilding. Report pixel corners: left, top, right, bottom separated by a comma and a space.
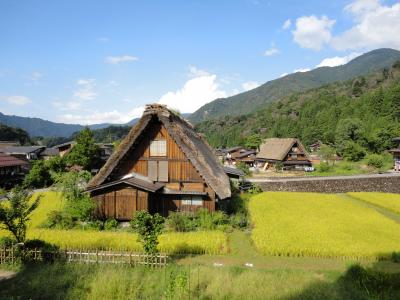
87, 104, 231, 220
389, 137, 400, 171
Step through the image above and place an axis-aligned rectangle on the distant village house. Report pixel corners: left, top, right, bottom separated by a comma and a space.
256, 138, 312, 171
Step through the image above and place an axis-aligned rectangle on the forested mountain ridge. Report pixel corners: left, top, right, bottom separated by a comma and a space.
195, 61, 400, 157
0, 124, 31, 145
189, 48, 400, 124
0, 113, 139, 138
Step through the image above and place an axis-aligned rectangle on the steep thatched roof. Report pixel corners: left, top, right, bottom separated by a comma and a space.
256, 138, 309, 161
88, 104, 231, 199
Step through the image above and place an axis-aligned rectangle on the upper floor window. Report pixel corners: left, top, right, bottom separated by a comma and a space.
150, 140, 167, 156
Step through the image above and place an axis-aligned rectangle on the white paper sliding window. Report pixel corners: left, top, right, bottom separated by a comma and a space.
181, 196, 203, 206
150, 140, 167, 157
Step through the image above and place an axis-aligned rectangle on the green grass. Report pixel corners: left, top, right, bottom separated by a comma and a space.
1, 262, 399, 299
348, 192, 400, 215
249, 192, 400, 259
307, 161, 369, 177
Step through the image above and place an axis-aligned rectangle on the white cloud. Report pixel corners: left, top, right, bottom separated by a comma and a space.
331, 0, 400, 50
158, 72, 227, 113
344, 0, 380, 20
73, 78, 96, 101
315, 52, 362, 68
106, 55, 138, 64
280, 72, 289, 78
292, 15, 335, 50
58, 67, 228, 124
293, 68, 311, 73
242, 81, 260, 91
59, 107, 145, 125
282, 19, 291, 30
264, 47, 280, 56
188, 66, 210, 78
3, 95, 31, 106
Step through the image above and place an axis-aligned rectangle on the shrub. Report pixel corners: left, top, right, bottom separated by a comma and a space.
165, 212, 196, 232
343, 141, 366, 162
365, 154, 385, 169
229, 212, 248, 229
318, 161, 331, 172
46, 210, 75, 229
24, 239, 58, 251
64, 194, 95, 222
0, 236, 16, 248
131, 211, 164, 255
0, 187, 41, 243
236, 162, 251, 176
104, 218, 119, 231
196, 208, 229, 231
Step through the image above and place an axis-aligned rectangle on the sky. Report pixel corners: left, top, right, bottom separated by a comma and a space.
1, 0, 400, 125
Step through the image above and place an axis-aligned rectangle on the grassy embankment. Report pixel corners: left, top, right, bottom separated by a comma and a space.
307, 155, 393, 177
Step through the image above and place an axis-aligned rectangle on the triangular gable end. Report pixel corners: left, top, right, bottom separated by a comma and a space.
88, 104, 231, 199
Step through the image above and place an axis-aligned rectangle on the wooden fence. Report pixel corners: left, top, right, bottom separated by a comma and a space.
0, 248, 168, 267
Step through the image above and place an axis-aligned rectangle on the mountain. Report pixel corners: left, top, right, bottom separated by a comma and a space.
195, 61, 400, 155
0, 113, 139, 138
0, 123, 31, 145
189, 48, 400, 123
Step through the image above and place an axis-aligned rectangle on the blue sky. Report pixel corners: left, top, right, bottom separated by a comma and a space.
1, 0, 400, 124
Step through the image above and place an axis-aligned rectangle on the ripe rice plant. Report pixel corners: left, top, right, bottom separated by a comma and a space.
348, 192, 400, 214
249, 192, 400, 259
0, 192, 227, 254
24, 229, 227, 254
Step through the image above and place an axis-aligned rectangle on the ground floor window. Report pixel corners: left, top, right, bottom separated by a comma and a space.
181, 196, 203, 206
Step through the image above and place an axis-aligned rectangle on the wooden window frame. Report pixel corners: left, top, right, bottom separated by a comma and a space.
150, 139, 167, 157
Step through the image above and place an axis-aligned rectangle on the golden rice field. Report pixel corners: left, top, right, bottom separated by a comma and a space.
26, 229, 227, 254
0, 191, 228, 254
249, 192, 400, 259
348, 192, 400, 214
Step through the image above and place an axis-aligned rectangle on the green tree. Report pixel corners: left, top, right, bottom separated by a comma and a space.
24, 160, 52, 188
131, 211, 164, 255
244, 134, 262, 150
318, 144, 336, 166
53, 170, 94, 221
65, 127, 100, 170
0, 187, 41, 243
342, 141, 366, 162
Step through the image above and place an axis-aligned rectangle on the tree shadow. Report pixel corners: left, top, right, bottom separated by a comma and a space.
285, 259, 400, 300
0, 262, 92, 299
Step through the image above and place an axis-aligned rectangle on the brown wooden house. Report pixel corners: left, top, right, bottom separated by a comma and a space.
87, 104, 231, 220
255, 138, 312, 171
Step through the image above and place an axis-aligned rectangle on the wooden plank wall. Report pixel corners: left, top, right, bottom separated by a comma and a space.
114, 121, 203, 182
93, 187, 148, 220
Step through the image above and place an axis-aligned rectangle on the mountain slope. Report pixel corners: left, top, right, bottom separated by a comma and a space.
195, 62, 400, 154
189, 48, 400, 123
0, 113, 139, 137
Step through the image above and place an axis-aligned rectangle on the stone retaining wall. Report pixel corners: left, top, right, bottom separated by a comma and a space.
254, 175, 400, 193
